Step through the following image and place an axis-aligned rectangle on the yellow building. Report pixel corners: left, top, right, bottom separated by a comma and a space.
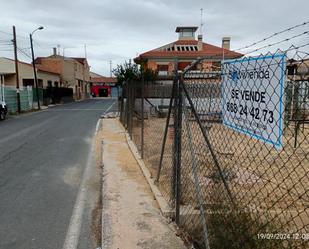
0, 57, 60, 88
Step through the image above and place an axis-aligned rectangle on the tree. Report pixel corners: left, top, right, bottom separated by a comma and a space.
113, 60, 140, 86
113, 60, 157, 86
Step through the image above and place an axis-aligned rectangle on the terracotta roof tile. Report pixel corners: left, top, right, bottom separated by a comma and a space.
2, 57, 59, 75
37, 66, 60, 75
135, 40, 243, 62
90, 76, 117, 83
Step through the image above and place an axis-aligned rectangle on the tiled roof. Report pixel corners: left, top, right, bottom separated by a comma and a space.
37, 66, 60, 75
1, 57, 59, 75
90, 71, 103, 78
90, 76, 117, 83
134, 40, 243, 62
35, 56, 88, 66
70, 57, 87, 65
2, 57, 33, 68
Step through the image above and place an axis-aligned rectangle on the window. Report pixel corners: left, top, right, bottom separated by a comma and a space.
287, 65, 297, 75
180, 30, 194, 37
22, 79, 34, 86
157, 64, 169, 76
157, 64, 168, 71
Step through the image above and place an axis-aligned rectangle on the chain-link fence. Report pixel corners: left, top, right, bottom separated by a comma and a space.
1, 85, 33, 113
119, 48, 309, 249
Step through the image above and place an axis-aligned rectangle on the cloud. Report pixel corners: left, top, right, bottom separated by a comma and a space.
0, 0, 308, 75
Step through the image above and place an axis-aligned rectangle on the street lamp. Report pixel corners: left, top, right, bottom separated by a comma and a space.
30, 26, 44, 110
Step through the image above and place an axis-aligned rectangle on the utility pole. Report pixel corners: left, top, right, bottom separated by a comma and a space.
110, 60, 112, 77
30, 33, 41, 110
57, 44, 61, 55
12, 26, 21, 113
84, 44, 87, 59
200, 8, 204, 36
1, 75, 5, 102
29, 26, 44, 109
83, 44, 88, 98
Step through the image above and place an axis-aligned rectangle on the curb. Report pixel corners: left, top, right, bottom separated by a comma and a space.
124, 131, 173, 218
7, 107, 48, 119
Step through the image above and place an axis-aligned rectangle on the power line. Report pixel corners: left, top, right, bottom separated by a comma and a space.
0, 30, 12, 36
0, 49, 13, 52
19, 47, 31, 51
17, 47, 32, 59
235, 21, 309, 51
0, 44, 12, 47
0, 29, 30, 42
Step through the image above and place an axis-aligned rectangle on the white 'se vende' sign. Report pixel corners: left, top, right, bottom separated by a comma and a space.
221, 54, 285, 149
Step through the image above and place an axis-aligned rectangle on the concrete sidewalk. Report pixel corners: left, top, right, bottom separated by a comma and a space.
101, 118, 187, 249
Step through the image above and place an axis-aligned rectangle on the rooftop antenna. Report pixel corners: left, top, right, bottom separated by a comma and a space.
57, 44, 60, 55
84, 44, 87, 59
200, 8, 204, 36
110, 60, 112, 77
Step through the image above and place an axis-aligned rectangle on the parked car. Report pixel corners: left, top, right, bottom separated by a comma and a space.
0, 101, 7, 120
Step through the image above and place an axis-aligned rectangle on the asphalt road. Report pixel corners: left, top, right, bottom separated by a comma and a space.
0, 99, 117, 249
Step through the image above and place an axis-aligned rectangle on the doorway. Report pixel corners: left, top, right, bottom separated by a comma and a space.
98, 88, 108, 97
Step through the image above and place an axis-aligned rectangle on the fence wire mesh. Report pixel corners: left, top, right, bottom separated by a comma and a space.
2, 86, 33, 113
119, 47, 309, 249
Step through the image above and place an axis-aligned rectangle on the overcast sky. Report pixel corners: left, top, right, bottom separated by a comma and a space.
0, 0, 308, 76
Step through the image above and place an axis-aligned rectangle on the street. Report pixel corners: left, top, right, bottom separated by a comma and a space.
0, 99, 117, 249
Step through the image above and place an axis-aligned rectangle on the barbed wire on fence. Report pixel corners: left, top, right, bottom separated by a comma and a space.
243, 31, 309, 55
235, 21, 309, 51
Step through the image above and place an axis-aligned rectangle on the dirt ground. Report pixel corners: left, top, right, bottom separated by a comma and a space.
134, 115, 309, 237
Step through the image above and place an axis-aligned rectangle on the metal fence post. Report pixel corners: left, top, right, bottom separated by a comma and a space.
141, 79, 145, 159
130, 81, 135, 139
125, 81, 129, 129
175, 73, 183, 225
172, 61, 179, 207
120, 83, 124, 123
156, 80, 176, 183
129, 81, 133, 138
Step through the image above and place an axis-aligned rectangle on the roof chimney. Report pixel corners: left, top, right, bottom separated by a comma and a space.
197, 34, 203, 51
53, 47, 57, 56
222, 37, 231, 50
